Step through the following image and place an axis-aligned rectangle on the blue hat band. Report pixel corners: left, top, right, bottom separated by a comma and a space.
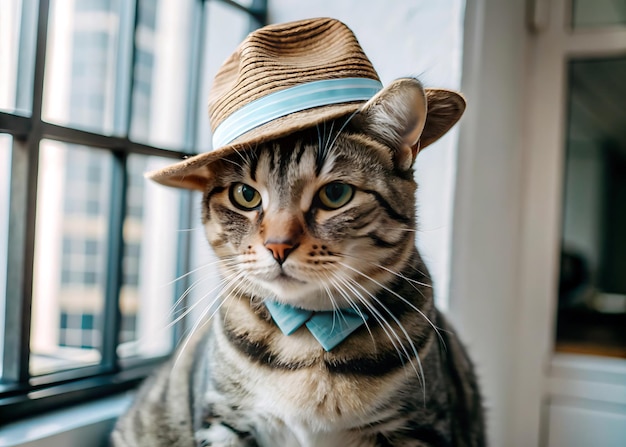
211, 77, 383, 149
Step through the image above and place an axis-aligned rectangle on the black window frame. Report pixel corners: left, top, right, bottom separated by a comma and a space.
0, 0, 267, 423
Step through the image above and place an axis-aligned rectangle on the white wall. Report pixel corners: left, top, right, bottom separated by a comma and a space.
452, 0, 530, 445
0, 137, 9, 375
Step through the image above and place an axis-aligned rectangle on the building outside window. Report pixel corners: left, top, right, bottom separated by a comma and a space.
0, 0, 267, 421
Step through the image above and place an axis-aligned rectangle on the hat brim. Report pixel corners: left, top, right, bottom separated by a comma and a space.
147, 102, 362, 190
147, 88, 464, 190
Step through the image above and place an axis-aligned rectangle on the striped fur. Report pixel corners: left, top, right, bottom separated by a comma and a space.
111, 79, 485, 447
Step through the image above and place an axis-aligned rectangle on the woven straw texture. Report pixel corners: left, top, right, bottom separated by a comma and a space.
208, 17, 380, 132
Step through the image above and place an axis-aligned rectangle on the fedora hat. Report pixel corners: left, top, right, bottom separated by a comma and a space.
148, 17, 465, 190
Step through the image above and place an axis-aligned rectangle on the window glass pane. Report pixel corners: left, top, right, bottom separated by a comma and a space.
230, 0, 255, 8
0, 0, 37, 114
30, 141, 113, 375
129, 0, 196, 150
572, 0, 626, 28
557, 57, 626, 358
0, 135, 12, 375
42, 0, 123, 134
117, 155, 186, 359
196, 0, 251, 153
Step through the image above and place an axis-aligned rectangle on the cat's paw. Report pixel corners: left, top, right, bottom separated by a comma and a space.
195, 423, 255, 447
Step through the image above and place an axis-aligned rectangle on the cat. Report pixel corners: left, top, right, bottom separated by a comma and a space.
110, 76, 486, 447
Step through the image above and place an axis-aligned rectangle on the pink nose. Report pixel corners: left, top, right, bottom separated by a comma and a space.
265, 241, 296, 265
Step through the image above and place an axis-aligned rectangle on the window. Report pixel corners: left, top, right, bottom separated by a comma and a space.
0, 0, 267, 422
571, 0, 626, 28
556, 56, 626, 359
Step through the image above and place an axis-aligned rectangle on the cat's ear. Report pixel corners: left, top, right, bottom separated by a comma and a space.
355, 78, 427, 171
355, 78, 465, 170
421, 88, 466, 149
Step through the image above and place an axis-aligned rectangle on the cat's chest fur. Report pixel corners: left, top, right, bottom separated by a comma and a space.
201, 309, 417, 447
232, 366, 387, 447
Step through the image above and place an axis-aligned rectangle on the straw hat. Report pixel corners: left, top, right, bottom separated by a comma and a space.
148, 17, 465, 190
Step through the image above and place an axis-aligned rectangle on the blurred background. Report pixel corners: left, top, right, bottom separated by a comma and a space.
0, 0, 625, 446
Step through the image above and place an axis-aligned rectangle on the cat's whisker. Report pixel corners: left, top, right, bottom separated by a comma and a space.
316, 120, 334, 167
222, 157, 245, 171
330, 251, 433, 306
175, 227, 204, 233
338, 274, 415, 361
237, 142, 260, 171
415, 224, 446, 233
316, 123, 324, 160
224, 145, 254, 171
324, 272, 377, 348
378, 227, 416, 233
343, 275, 426, 396
337, 263, 426, 370
175, 270, 239, 325
219, 274, 254, 323
414, 269, 433, 287
119, 268, 229, 353
323, 285, 347, 332
322, 120, 335, 154
173, 271, 247, 367
165, 274, 234, 330
164, 256, 237, 286
338, 260, 446, 357
325, 268, 409, 360
324, 110, 359, 156
316, 277, 341, 328
166, 257, 239, 317
371, 262, 433, 289
335, 251, 433, 290
119, 277, 224, 361
180, 267, 241, 324
339, 260, 433, 323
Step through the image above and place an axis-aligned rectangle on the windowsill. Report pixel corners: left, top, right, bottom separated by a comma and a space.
0, 392, 134, 447
548, 353, 626, 408
555, 308, 626, 360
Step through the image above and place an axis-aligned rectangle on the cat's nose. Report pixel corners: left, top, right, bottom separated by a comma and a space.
265, 240, 297, 265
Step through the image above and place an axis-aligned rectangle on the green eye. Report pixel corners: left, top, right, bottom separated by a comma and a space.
318, 182, 354, 209
230, 183, 261, 210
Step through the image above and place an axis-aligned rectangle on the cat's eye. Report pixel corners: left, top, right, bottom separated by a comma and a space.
230, 183, 262, 210
318, 182, 354, 209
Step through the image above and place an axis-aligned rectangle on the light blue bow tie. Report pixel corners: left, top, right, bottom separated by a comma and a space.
265, 301, 368, 351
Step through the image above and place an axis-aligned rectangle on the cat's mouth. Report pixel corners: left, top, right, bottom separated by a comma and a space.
257, 266, 342, 309
257, 269, 311, 301
275, 271, 305, 284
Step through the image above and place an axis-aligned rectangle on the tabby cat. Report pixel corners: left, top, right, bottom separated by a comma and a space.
111, 77, 486, 446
